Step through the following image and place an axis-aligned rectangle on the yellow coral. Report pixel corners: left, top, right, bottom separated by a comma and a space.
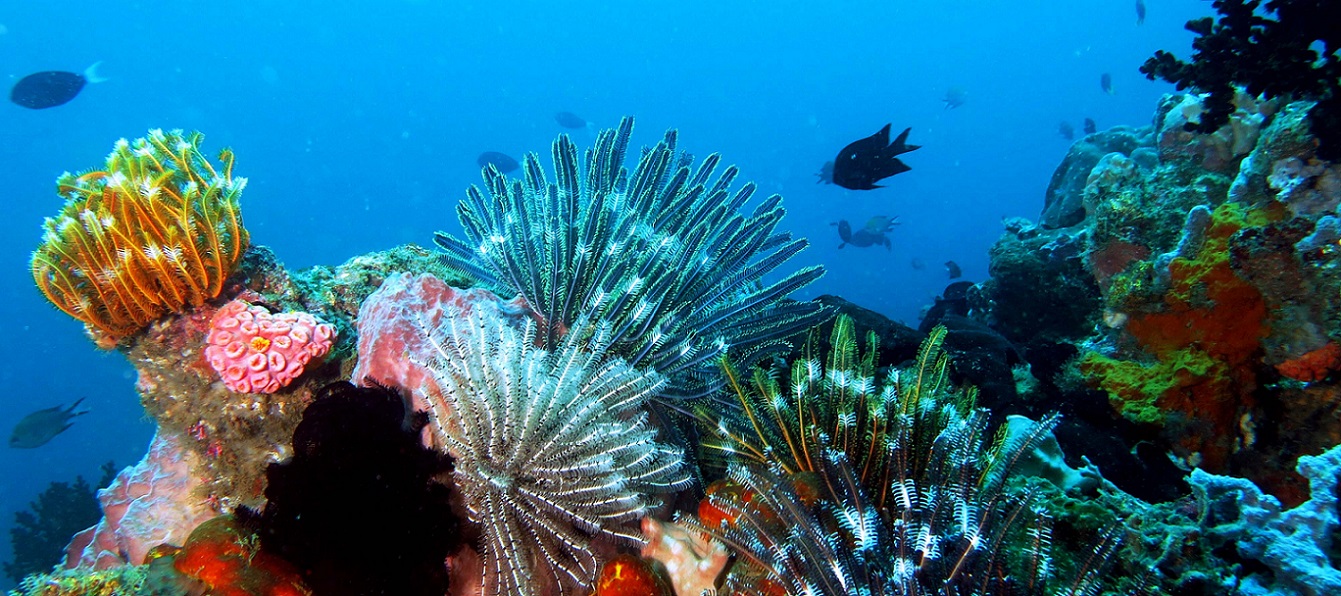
11, 566, 147, 596
30, 129, 248, 343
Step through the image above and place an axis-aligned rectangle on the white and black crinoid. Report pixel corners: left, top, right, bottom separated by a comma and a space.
421, 309, 692, 595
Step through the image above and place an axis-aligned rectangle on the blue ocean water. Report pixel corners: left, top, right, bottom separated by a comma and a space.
0, 0, 1211, 585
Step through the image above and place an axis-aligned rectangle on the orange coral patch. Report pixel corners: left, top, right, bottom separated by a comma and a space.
1277, 343, 1341, 382
594, 554, 672, 596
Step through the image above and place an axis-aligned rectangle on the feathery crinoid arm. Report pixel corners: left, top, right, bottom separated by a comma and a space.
435, 117, 829, 401
419, 308, 691, 596
694, 322, 1099, 594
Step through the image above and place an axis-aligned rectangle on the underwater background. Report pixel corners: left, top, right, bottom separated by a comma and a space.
0, 0, 1229, 589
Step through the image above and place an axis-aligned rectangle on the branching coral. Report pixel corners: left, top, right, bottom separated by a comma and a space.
1140, 0, 1341, 159
30, 129, 249, 344
435, 117, 828, 399
420, 309, 691, 596
694, 316, 1112, 594
4, 464, 114, 583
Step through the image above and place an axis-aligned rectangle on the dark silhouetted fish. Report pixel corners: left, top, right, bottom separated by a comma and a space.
1135, 0, 1146, 25
1058, 121, 1075, 140
831, 124, 921, 190
554, 111, 589, 129
945, 260, 962, 279
1100, 72, 1115, 95
1083, 118, 1097, 135
832, 216, 898, 250
476, 151, 519, 174
942, 86, 968, 109
11, 62, 107, 109
919, 282, 977, 333
10, 398, 87, 448
816, 160, 834, 184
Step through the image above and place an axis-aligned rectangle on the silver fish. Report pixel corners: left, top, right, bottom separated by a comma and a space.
9, 398, 87, 448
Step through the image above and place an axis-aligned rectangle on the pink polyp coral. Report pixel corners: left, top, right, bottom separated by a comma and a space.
204, 299, 336, 394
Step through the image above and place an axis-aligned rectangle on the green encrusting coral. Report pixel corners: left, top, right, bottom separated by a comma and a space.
6, 567, 147, 596
1080, 349, 1226, 427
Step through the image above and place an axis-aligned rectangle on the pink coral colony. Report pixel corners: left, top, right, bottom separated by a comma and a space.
204, 299, 336, 394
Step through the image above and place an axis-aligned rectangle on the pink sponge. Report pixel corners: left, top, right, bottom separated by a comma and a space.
204, 299, 336, 394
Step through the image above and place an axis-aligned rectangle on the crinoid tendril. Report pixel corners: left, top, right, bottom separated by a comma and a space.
420, 309, 692, 595
31, 129, 248, 343
694, 317, 1113, 594
434, 117, 828, 400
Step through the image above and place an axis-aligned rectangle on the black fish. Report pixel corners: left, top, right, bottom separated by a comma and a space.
1058, 121, 1075, 140
919, 282, 976, 333
1083, 118, 1097, 135
945, 260, 962, 279
11, 62, 106, 109
816, 160, 834, 184
831, 124, 921, 190
1100, 72, 1115, 95
1135, 0, 1146, 25
554, 111, 589, 129
476, 151, 519, 174
10, 398, 88, 448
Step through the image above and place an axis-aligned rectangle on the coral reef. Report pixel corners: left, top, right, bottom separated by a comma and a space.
637, 518, 728, 596
1140, 0, 1341, 160
4, 465, 113, 583
203, 299, 336, 394
7, 566, 147, 596
239, 382, 460, 596
1190, 444, 1341, 595
984, 87, 1341, 503
64, 432, 215, 570
151, 515, 310, 596
693, 317, 1114, 594
349, 272, 532, 412
434, 116, 829, 400
30, 129, 248, 345
421, 308, 691, 595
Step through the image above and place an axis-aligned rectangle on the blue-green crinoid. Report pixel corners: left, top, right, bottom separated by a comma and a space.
435, 117, 828, 400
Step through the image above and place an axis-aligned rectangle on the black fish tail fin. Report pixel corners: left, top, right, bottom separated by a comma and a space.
84, 62, 109, 84
67, 397, 90, 416
890, 127, 921, 153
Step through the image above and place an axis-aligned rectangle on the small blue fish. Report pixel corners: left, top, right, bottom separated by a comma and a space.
476, 151, 519, 174
9, 398, 87, 448
11, 62, 107, 109
1100, 72, 1115, 95
1136, 0, 1146, 25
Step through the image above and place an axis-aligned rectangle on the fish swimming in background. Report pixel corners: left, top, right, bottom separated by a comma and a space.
942, 86, 968, 109
945, 260, 963, 279
815, 160, 835, 184
831, 124, 921, 190
1100, 72, 1115, 95
1135, 0, 1146, 25
832, 216, 898, 250
9, 398, 88, 448
1083, 118, 1097, 135
910, 257, 926, 270
476, 151, 520, 174
1058, 121, 1075, 140
10, 62, 107, 109
554, 111, 590, 129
